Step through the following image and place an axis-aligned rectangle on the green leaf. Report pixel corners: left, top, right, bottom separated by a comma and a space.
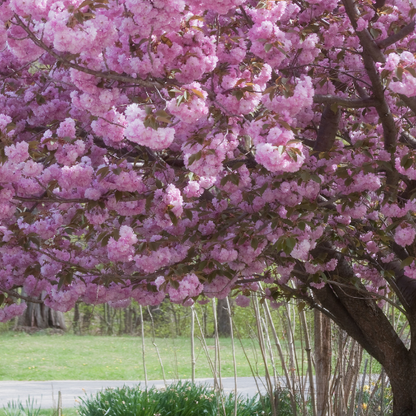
168, 210, 178, 226
233, 90, 244, 101
36, 95, 46, 105
257, 182, 268, 195
264, 43, 273, 53
184, 209, 193, 220
297, 301, 306, 312
310, 174, 322, 184
187, 151, 202, 166
286, 148, 298, 162
401, 257, 414, 268
220, 176, 230, 186
57, 270, 73, 290
96, 166, 109, 181
6, 122, 16, 133
285, 237, 297, 253
396, 67, 404, 82
155, 109, 172, 124
369, 27, 381, 39
145, 194, 153, 211
279, 120, 292, 131
230, 161, 245, 170
115, 190, 123, 202
404, 157, 414, 170
405, 67, 416, 78
275, 237, 285, 252
229, 174, 240, 186
401, 153, 410, 168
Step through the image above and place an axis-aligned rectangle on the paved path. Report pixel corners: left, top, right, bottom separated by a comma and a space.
0, 378, 270, 408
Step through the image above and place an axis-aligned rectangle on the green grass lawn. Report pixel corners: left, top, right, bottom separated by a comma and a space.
0, 409, 78, 416
0, 332, 289, 381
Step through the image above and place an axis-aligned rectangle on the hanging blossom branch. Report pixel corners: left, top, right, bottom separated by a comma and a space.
13, 14, 167, 89
0, 288, 44, 304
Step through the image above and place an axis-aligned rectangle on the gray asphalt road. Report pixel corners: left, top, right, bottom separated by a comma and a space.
0, 378, 270, 408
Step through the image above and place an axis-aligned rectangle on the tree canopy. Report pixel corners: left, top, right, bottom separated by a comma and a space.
2, 0, 416, 411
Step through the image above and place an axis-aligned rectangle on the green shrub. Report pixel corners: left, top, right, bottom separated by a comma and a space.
2, 397, 41, 416
77, 381, 274, 416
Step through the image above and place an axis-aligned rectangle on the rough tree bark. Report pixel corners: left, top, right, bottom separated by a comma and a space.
217, 298, 231, 336
308, 245, 416, 416
17, 295, 66, 331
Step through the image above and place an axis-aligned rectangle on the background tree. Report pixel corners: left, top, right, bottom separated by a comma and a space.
217, 298, 232, 337
1, 0, 416, 413
17, 295, 66, 331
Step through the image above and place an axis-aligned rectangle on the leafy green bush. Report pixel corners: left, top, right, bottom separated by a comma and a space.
77, 381, 275, 416
2, 397, 41, 416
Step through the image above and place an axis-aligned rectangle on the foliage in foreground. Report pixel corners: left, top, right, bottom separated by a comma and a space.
77, 381, 298, 416
2, 397, 41, 416
1, 398, 77, 416
77, 381, 395, 416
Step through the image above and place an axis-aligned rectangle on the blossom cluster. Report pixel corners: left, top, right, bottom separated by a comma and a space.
0, 0, 416, 321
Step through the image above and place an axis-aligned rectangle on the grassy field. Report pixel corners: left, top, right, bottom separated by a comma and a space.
0, 408, 78, 416
0, 332, 284, 381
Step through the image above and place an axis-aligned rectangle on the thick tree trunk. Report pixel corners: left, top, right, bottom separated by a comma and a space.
17, 296, 66, 331
305, 243, 416, 415
388, 360, 416, 416
217, 298, 231, 336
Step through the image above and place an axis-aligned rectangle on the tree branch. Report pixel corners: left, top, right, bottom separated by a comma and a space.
342, 0, 385, 63
341, 0, 398, 186
400, 132, 416, 150
313, 95, 377, 108
377, 20, 416, 49
313, 104, 341, 152
309, 242, 409, 372
0, 288, 44, 304
362, 53, 397, 153
13, 15, 165, 89
325, 279, 407, 315
399, 94, 416, 115
311, 283, 380, 358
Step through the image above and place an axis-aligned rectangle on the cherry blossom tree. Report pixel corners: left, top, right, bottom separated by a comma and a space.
1, 0, 416, 411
